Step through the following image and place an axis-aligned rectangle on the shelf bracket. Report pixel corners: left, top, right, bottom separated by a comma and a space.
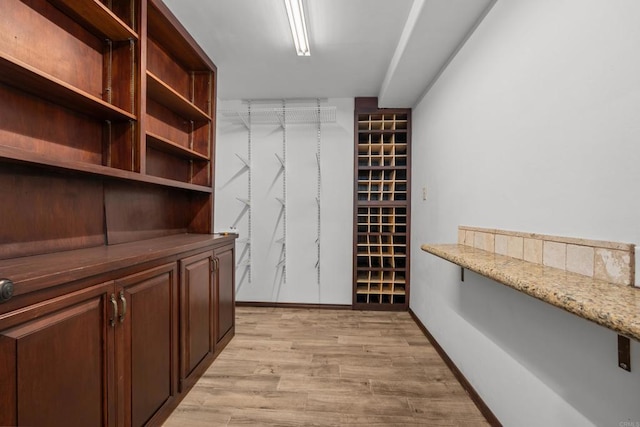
236, 197, 251, 206
236, 259, 250, 268
232, 205, 249, 228
275, 153, 285, 169
235, 153, 250, 169
275, 111, 285, 128
237, 111, 250, 129
618, 335, 631, 372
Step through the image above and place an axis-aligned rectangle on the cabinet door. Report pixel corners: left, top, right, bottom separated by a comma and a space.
0, 282, 115, 427
116, 263, 178, 427
215, 244, 235, 343
179, 251, 214, 390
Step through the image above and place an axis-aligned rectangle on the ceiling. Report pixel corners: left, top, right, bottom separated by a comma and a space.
162, 0, 495, 107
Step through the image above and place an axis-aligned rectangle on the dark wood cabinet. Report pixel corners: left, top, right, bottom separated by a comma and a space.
0, 262, 184, 427
179, 251, 215, 390
0, 236, 235, 427
0, 282, 114, 427
178, 243, 236, 392
115, 263, 179, 427
215, 244, 235, 345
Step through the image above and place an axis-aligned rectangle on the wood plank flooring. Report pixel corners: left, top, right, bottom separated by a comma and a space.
163, 306, 490, 426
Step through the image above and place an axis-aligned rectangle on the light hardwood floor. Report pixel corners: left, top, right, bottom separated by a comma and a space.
163, 306, 490, 426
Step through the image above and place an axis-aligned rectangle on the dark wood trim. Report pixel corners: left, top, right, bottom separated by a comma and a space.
408, 308, 502, 427
236, 301, 352, 310
355, 200, 409, 207
352, 302, 406, 312
354, 97, 380, 113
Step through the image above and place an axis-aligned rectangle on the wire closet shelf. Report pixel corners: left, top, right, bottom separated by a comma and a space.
218, 105, 336, 127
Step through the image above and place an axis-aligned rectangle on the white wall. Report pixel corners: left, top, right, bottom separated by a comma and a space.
215, 98, 354, 304
410, 0, 640, 425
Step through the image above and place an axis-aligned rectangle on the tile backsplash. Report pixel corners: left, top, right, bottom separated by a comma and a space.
458, 226, 636, 286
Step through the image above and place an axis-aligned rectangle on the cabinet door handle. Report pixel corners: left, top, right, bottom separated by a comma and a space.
119, 291, 127, 323
0, 278, 14, 303
110, 294, 118, 327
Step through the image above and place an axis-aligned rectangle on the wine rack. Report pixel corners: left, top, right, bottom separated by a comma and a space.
353, 98, 411, 310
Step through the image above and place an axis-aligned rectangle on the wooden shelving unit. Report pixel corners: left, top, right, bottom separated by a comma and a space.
0, 1, 232, 426
0, 0, 218, 255
353, 98, 411, 310
144, 0, 214, 189
1, 0, 138, 176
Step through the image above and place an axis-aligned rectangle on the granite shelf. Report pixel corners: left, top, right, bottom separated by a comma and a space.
421, 243, 640, 343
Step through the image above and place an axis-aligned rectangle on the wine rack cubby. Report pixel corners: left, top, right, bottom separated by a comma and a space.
353, 98, 411, 310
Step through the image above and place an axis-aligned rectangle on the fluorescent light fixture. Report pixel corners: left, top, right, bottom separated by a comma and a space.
284, 0, 310, 56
